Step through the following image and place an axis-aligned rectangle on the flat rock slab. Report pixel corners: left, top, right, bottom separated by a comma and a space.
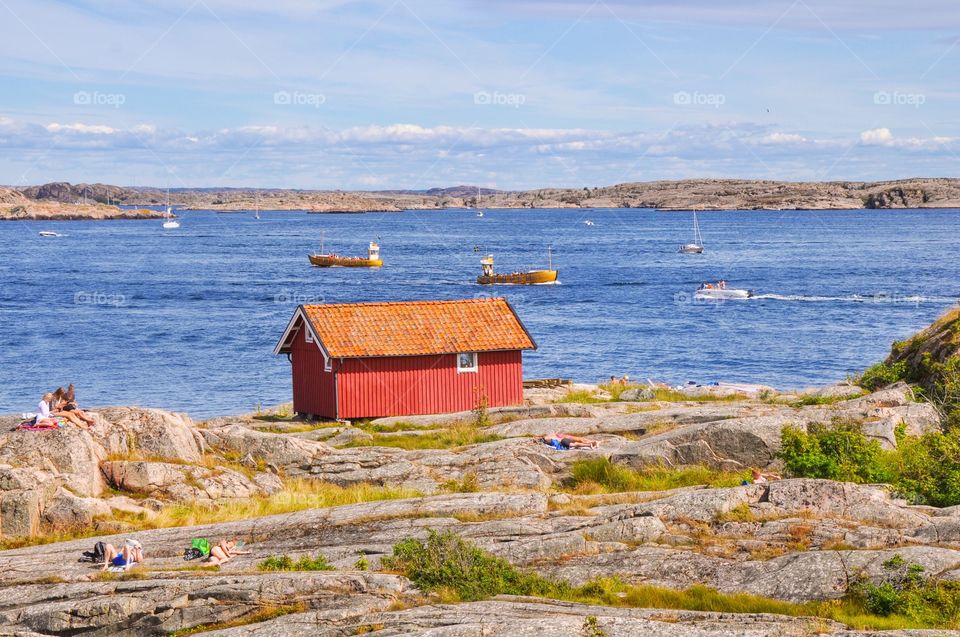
193, 597, 960, 636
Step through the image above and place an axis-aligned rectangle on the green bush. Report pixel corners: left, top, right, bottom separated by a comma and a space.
850, 554, 960, 626
258, 553, 335, 571
780, 420, 893, 484
382, 529, 566, 601
779, 420, 960, 507
857, 361, 909, 391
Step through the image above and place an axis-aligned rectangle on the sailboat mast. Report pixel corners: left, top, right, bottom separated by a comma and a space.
548, 245, 553, 270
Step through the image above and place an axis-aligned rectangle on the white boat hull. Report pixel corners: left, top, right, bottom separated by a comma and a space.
678, 244, 703, 254
163, 221, 181, 229
694, 288, 752, 300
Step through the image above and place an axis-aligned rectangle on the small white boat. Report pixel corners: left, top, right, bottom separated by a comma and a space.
476, 211, 484, 218
38, 231, 62, 237
162, 205, 180, 229
584, 220, 595, 226
678, 211, 704, 253
695, 284, 753, 300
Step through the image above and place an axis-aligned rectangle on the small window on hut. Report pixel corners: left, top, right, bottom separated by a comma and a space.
457, 352, 478, 373
304, 331, 313, 344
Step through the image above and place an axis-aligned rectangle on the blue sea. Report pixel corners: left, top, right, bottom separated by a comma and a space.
1, 207, 957, 418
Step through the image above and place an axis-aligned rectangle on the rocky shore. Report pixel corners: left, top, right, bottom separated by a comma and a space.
0, 308, 957, 635
0, 187, 162, 221
5, 177, 960, 219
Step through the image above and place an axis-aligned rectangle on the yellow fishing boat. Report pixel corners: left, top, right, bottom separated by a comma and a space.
309, 239, 382, 268
476, 250, 558, 285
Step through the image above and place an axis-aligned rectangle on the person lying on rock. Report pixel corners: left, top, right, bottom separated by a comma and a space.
101, 539, 143, 571
204, 539, 251, 567
52, 386, 96, 428
540, 432, 600, 449
751, 468, 782, 483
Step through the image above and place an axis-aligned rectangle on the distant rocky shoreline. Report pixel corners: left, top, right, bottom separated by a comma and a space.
3, 177, 960, 219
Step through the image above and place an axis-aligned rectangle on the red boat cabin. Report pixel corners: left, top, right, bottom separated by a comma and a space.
274, 298, 537, 420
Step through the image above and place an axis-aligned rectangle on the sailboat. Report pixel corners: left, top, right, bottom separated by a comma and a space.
677, 211, 703, 253
162, 191, 180, 229
475, 186, 484, 217
477, 246, 558, 285
309, 231, 383, 267
255, 192, 261, 220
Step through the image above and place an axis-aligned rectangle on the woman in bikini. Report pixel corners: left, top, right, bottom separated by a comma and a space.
205, 539, 252, 567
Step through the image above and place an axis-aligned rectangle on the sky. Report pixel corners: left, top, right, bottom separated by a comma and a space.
0, 0, 957, 190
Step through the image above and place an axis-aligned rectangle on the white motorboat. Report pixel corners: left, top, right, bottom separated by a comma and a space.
678, 211, 704, 253
583, 219, 595, 226
38, 231, 62, 237
694, 284, 753, 300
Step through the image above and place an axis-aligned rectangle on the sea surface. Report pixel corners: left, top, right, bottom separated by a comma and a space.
1, 207, 958, 418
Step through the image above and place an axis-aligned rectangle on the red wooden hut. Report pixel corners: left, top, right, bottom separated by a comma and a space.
274, 298, 537, 420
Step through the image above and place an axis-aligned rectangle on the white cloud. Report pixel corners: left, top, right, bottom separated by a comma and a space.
757, 132, 807, 145
860, 128, 894, 145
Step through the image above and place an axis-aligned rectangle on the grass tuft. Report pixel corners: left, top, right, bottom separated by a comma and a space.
564, 458, 747, 494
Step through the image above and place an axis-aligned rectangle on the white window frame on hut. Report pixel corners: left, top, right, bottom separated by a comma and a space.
457, 352, 478, 373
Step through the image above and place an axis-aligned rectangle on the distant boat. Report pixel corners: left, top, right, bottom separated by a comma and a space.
162, 190, 180, 229
38, 231, 61, 237
695, 281, 752, 299
584, 220, 595, 226
255, 192, 261, 220
475, 186, 486, 218
162, 206, 180, 229
678, 211, 704, 253
309, 234, 382, 267
477, 247, 558, 285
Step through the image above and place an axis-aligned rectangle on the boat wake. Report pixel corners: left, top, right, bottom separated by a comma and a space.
752, 293, 957, 304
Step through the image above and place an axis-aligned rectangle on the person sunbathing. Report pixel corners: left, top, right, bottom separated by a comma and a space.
751, 468, 781, 483
101, 539, 143, 571
60, 384, 96, 426
51, 387, 95, 428
204, 539, 251, 567
540, 432, 600, 449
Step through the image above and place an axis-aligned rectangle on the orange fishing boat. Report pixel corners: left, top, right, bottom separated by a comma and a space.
476, 249, 558, 285
309, 238, 382, 268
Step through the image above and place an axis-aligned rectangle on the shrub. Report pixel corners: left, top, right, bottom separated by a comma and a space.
850, 554, 960, 626
381, 529, 566, 601
259, 553, 334, 571
779, 420, 960, 507
779, 420, 893, 484
857, 361, 909, 391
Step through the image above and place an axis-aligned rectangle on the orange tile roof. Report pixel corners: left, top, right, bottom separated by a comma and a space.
297, 298, 536, 358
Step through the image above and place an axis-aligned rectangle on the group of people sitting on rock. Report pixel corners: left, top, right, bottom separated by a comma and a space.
25, 384, 96, 429
82, 537, 251, 572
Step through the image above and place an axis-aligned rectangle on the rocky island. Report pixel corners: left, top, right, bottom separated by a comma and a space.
0, 307, 958, 635
4, 178, 960, 220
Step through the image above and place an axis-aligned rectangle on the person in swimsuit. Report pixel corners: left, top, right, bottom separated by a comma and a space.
540, 432, 600, 449
204, 539, 252, 567
101, 539, 143, 571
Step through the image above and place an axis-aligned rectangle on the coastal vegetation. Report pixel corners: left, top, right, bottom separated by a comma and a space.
780, 420, 960, 507
382, 530, 960, 630
259, 554, 335, 572
563, 458, 746, 494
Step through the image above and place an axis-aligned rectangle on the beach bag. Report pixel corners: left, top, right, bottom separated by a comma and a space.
184, 538, 210, 561
79, 541, 106, 563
